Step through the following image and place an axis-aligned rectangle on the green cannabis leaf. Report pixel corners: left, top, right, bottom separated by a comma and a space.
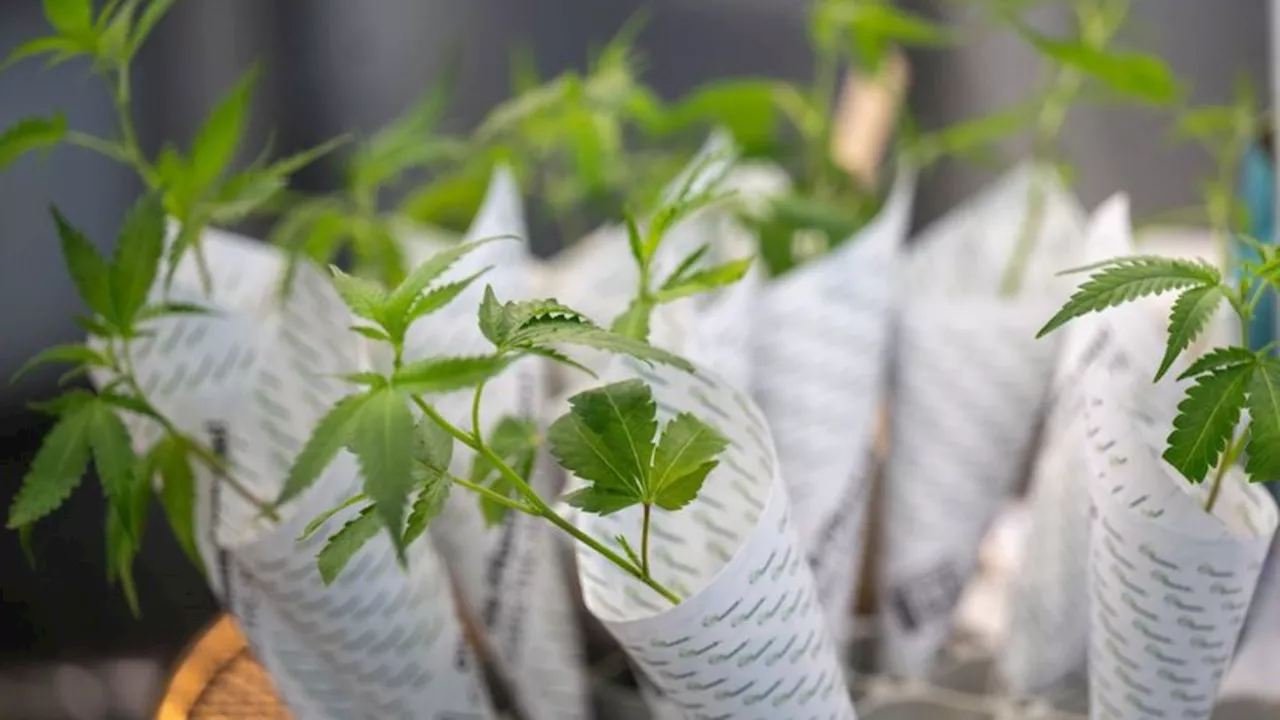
317, 505, 382, 585
1246, 359, 1280, 481
468, 416, 538, 526
0, 114, 68, 170
349, 387, 416, 558
7, 396, 97, 529
1163, 362, 1252, 483
1037, 256, 1222, 338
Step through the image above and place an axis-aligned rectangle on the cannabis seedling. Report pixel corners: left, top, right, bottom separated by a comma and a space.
286, 170, 749, 603
0, 0, 342, 292
8, 194, 279, 613
1038, 91, 1280, 512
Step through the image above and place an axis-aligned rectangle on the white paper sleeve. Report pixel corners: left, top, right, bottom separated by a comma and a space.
749, 167, 915, 644
1000, 195, 1169, 695
879, 163, 1087, 679
574, 359, 858, 719
112, 229, 494, 718
1082, 366, 1279, 720
399, 167, 591, 720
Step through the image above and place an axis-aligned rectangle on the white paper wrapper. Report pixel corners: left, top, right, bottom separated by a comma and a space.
999, 195, 1169, 695
749, 167, 915, 644
879, 163, 1087, 679
397, 167, 590, 720
116, 229, 493, 717
574, 359, 858, 719
1083, 366, 1279, 720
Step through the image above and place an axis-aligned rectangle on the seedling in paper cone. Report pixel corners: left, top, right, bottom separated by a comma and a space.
1038, 85, 1280, 511
288, 163, 752, 604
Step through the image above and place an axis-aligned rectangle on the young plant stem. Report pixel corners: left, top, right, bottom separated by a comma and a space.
1204, 432, 1248, 513
641, 502, 652, 575
452, 475, 533, 514
412, 386, 681, 605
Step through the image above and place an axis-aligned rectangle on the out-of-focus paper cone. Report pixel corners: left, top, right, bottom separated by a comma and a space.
115, 230, 493, 717
880, 163, 1086, 679
1083, 366, 1279, 720
399, 167, 590, 720
999, 196, 1166, 695
750, 167, 916, 645
574, 359, 858, 719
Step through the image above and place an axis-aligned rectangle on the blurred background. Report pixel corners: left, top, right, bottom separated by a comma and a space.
0, 0, 1271, 717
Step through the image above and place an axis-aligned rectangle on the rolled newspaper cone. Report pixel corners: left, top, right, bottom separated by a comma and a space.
1082, 366, 1279, 720
879, 163, 1086, 679
399, 167, 590, 720
750, 166, 916, 645
999, 196, 1169, 695
112, 228, 493, 717
573, 358, 858, 719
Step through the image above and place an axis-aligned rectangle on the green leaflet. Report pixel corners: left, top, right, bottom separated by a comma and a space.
8, 399, 97, 528
657, 258, 753, 303
11, 344, 111, 383
43, 0, 93, 36
317, 506, 382, 585
87, 402, 139, 537
278, 393, 371, 505
550, 381, 728, 517
383, 236, 509, 338
1179, 347, 1257, 381
1246, 360, 1280, 481
1155, 284, 1225, 382
110, 194, 167, 326
1163, 362, 1252, 483
187, 68, 258, 201
392, 355, 512, 395
1038, 256, 1221, 338
610, 297, 654, 342
329, 266, 387, 324
0, 114, 67, 170
349, 388, 416, 556
54, 207, 116, 324
468, 416, 537, 527
152, 436, 202, 573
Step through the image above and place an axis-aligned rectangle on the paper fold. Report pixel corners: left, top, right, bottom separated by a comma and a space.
574, 359, 858, 719
879, 163, 1087, 678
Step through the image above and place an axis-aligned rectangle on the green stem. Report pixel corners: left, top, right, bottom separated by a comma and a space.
109, 65, 160, 189
641, 502, 652, 576
452, 476, 534, 514
414, 390, 681, 605
66, 131, 133, 165
1204, 431, 1248, 513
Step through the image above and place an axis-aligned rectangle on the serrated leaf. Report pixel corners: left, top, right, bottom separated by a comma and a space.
392, 355, 511, 395
415, 418, 454, 475
1179, 347, 1258, 380
329, 266, 387, 324
650, 412, 728, 497
479, 285, 510, 346
53, 206, 115, 322
339, 372, 387, 388
277, 393, 371, 505
610, 297, 653, 342
8, 401, 96, 528
189, 68, 258, 195
508, 319, 694, 372
657, 258, 752, 302
482, 292, 598, 348
110, 194, 166, 326
469, 416, 537, 526
1246, 360, 1280, 481
0, 114, 67, 170
98, 392, 163, 422
559, 380, 655, 494
348, 325, 390, 345
384, 236, 510, 337
43, 0, 92, 35
1038, 256, 1220, 338
300, 494, 368, 541
151, 436, 202, 572
12, 344, 112, 383
28, 388, 97, 417
663, 244, 711, 288
88, 403, 138, 527
403, 474, 451, 546
317, 506, 382, 584
549, 412, 637, 506
350, 388, 416, 555
1164, 363, 1252, 483
653, 460, 716, 512
105, 506, 141, 616
1155, 285, 1225, 381
524, 346, 597, 378
562, 485, 638, 515
404, 267, 491, 326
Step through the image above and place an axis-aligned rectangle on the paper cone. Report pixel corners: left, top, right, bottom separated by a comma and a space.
879, 163, 1087, 679
398, 167, 590, 720
1083, 366, 1279, 720
1000, 196, 1168, 695
574, 358, 858, 719
112, 229, 494, 717
749, 167, 916, 644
